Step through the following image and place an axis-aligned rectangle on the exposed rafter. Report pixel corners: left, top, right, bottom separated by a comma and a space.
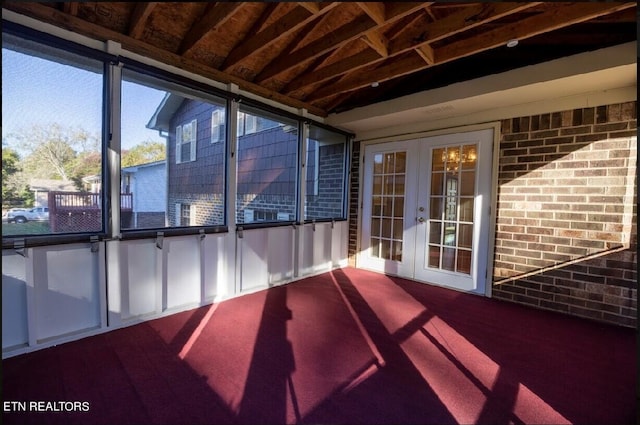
179, 2, 245, 56
221, 2, 339, 71
128, 2, 157, 39
285, 2, 540, 95
305, 1, 636, 103
255, 2, 430, 84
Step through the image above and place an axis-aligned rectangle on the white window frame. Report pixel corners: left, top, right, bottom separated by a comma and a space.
176, 119, 197, 163
211, 109, 225, 143
237, 112, 245, 137
245, 113, 257, 135
176, 202, 197, 226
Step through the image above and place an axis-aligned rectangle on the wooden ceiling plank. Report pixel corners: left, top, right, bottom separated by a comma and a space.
128, 2, 158, 39
306, 2, 636, 104
306, 52, 425, 102
321, 91, 356, 113
254, 12, 377, 83
62, 2, 79, 16
362, 29, 389, 58
356, 2, 386, 25
285, 49, 380, 94
179, 2, 246, 56
386, 2, 433, 20
255, 2, 430, 84
437, 2, 637, 63
284, 2, 538, 95
2, 2, 327, 117
298, 2, 320, 14
415, 43, 435, 65
389, 2, 542, 53
221, 2, 338, 71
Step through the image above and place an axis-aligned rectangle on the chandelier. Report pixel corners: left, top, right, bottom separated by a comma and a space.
441, 147, 476, 173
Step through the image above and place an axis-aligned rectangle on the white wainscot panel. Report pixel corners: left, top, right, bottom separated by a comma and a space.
301, 223, 332, 276
267, 226, 294, 285
2, 251, 28, 350
121, 240, 159, 319
166, 235, 201, 310
32, 244, 100, 342
332, 221, 349, 267
203, 233, 227, 300
239, 229, 268, 293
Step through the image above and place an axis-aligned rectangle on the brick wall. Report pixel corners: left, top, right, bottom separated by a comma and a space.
493, 101, 637, 327
348, 141, 361, 266
169, 194, 224, 226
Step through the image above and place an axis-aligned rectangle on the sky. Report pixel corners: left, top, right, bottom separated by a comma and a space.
2, 46, 166, 154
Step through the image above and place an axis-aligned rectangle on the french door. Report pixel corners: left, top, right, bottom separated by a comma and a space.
359, 129, 494, 295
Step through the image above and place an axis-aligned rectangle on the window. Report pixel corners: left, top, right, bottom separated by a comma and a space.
2, 32, 104, 236
211, 109, 225, 143
121, 68, 226, 230
304, 125, 348, 220
180, 203, 191, 226
176, 119, 197, 163
243, 209, 280, 223
236, 105, 298, 224
237, 112, 258, 137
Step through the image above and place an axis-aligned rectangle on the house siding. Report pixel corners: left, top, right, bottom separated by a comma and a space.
348, 101, 636, 328
493, 101, 637, 328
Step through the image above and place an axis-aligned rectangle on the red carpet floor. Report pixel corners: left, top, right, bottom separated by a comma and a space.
2, 267, 637, 424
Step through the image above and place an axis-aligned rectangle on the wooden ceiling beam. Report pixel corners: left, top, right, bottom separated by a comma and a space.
297, 2, 320, 14
437, 1, 637, 63
306, 2, 635, 103
221, 2, 338, 71
178, 2, 245, 56
415, 44, 435, 65
254, 12, 377, 84
128, 2, 158, 40
284, 2, 539, 95
61, 2, 79, 16
362, 29, 389, 58
2, 1, 327, 117
389, 2, 542, 53
306, 52, 425, 102
356, 2, 386, 25
255, 2, 429, 84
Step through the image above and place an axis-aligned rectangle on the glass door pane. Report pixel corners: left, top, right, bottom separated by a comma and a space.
370, 151, 406, 261
427, 144, 477, 275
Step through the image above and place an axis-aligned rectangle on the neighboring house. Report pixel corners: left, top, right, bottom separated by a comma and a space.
147, 93, 344, 227
29, 179, 77, 207
121, 160, 167, 229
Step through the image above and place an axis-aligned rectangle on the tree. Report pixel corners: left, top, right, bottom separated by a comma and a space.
7, 124, 100, 178
121, 140, 166, 167
2, 147, 24, 207
4, 123, 101, 183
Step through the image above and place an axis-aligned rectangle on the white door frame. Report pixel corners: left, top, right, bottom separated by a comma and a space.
356, 123, 500, 297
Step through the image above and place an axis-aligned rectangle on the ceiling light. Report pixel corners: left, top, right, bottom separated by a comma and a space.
371, 82, 379, 88
506, 39, 519, 48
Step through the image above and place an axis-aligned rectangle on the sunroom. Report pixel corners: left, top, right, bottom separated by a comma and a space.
2, 3, 636, 424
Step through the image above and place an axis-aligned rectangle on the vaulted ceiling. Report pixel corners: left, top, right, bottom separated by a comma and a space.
2, 2, 637, 118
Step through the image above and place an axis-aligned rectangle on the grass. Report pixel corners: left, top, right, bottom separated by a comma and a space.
2, 221, 51, 236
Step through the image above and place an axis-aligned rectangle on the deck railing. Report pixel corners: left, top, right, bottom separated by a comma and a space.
48, 191, 132, 232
